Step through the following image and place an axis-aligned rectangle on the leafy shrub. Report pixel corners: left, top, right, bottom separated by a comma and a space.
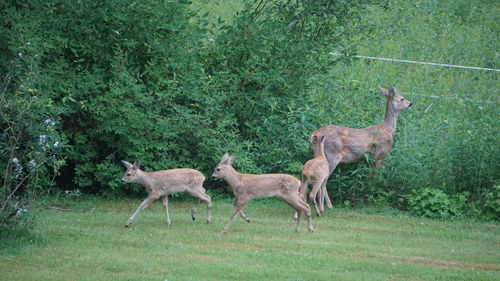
406, 187, 473, 219
0, 73, 65, 227
481, 184, 500, 220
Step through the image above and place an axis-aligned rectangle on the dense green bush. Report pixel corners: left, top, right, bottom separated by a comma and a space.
407, 187, 472, 219
1, 0, 218, 199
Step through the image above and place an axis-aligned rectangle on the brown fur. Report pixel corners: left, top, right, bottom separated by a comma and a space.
121, 160, 212, 227
212, 153, 313, 234
300, 135, 331, 216
311, 86, 412, 177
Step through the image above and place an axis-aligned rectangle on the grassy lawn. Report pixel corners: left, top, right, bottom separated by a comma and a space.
0, 197, 498, 280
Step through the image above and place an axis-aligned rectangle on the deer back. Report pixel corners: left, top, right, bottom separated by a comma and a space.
311, 125, 374, 163
149, 168, 205, 193
238, 173, 301, 198
122, 160, 204, 195
212, 153, 301, 198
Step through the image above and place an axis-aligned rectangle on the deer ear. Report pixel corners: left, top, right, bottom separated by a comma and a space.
221, 153, 230, 163
132, 161, 140, 170
226, 155, 236, 165
122, 160, 132, 168
379, 87, 390, 97
312, 135, 319, 144
320, 135, 326, 143
389, 86, 397, 95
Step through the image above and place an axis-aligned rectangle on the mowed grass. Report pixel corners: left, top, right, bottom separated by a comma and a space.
0, 197, 498, 280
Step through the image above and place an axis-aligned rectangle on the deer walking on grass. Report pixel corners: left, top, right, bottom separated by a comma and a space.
300, 135, 331, 216
121, 161, 212, 227
311, 86, 412, 184
212, 153, 313, 234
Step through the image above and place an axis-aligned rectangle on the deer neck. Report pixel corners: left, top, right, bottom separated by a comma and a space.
223, 167, 243, 189
313, 141, 325, 158
382, 99, 399, 136
136, 170, 155, 189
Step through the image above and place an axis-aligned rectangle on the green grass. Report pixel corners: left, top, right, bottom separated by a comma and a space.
1, 197, 498, 280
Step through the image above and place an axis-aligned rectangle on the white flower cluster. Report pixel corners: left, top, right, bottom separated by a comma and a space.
44, 119, 56, 126
39, 119, 63, 149
39, 134, 47, 145
12, 157, 23, 179
10, 118, 64, 180
16, 207, 28, 216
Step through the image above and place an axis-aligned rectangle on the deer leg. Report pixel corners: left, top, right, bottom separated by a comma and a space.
324, 154, 342, 210
221, 197, 249, 234
318, 181, 333, 210
283, 195, 313, 233
303, 200, 314, 233
299, 176, 309, 201
229, 198, 250, 221
161, 195, 171, 227
309, 180, 323, 217
322, 179, 333, 209
239, 210, 251, 223
318, 185, 325, 214
188, 188, 212, 224
125, 195, 158, 227
191, 198, 200, 221
295, 178, 309, 220
319, 177, 332, 212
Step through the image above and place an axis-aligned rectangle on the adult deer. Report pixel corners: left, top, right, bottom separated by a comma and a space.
121, 161, 212, 227
311, 86, 412, 191
212, 153, 313, 234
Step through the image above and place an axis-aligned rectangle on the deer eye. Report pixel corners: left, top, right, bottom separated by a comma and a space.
127, 173, 131, 176
216, 168, 220, 171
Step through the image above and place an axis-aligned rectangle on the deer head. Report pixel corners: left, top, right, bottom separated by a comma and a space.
121, 160, 141, 183
379, 86, 412, 111
310, 135, 326, 157
212, 153, 236, 179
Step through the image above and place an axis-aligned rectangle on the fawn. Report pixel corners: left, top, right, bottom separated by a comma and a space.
121, 160, 212, 227
300, 135, 331, 216
212, 153, 313, 234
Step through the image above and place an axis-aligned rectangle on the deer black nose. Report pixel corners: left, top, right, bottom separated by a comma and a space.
409, 102, 412, 107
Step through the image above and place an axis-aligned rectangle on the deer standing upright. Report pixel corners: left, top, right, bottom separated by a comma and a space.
311, 86, 412, 183
212, 153, 313, 234
300, 135, 330, 216
121, 161, 212, 227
